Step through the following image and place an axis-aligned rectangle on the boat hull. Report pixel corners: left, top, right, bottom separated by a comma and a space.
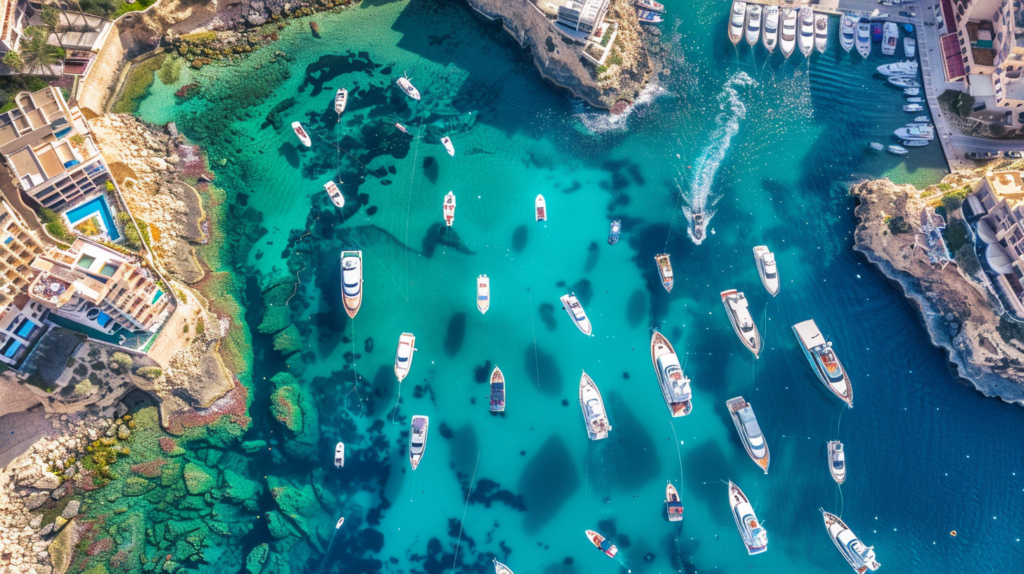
828, 441, 847, 484
792, 320, 854, 407
727, 397, 770, 473
729, 482, 768, 555
579, 372, 610, 440
655, 254, 674, 292
822, 511, 880, 572
665, 483, 683, 522
444, 192, 456, 226
721, 290, 762, 357
535, 194, 546, 221
651, 332, 691, 417
395, 333, 416, 382
477, 274, 489, 314
340, 251, 363, 319
752, 246, 779, 296
561, 293, 593, 336
334, 442, 345, 468
490, 366, 505, 412
335, 88, 347, 115
585, 530, 618, 557
409, 415, 429, 470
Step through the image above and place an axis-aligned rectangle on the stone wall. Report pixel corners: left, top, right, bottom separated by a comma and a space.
77, 27, 126, 115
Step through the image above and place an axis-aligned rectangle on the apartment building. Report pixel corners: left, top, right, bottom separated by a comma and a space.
0, 196, 43, 307
969, 170, 1024, 314
556, 0, 610, 37
0, 0, 30, 53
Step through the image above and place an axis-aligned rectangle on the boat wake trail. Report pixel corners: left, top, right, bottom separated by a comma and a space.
319, 519, 343, 574
682, 71, 756, 245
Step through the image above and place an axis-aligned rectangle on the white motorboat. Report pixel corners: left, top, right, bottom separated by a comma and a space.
869, 142, 884, 151
340, 250, 363, 319
902, 103, 924, 113
335, 88, 348, 115
877, 61, 918, 75
692, 209, 706, 242
560, 292, 593, 336
441, 136, 455, 156
477, 274, 489, 314
336, 517, 345, 529
728, 1, 747, 45
409, 415, 429, 469
814, 13, 828, 54
493, 559, 514, 574
855, 21, 871, 58
635, 0, 664, 12
396, 75, 420, 100
655, 253, 673, 292
665, 483, 684, 522
895, 126, 933, 140
729, 481, 768, 555
535, 194, 547, 221
443, 191, 456, 226
637, 9, 663, 24
792, 319, 854, 407
905, 97, 923, 103
839, 14, 857, 52
334, 442, 345, 468
490, 365, 505, 412
395, 122, 410, 135
904, 37, 916, 58
903, 87, 920, 96
324, 180, 344, 208
752, 245, 779, 296
888, 145, 908, 155
292, 121, 311, 147
721, 290, 762, 357
822, 510, 881, 572
780, 8, 797, 58
585, 529, 618, 558
798, 7, 814, 57
901, 139, 929, 147
888, 76, 921, 88
762, 6, 779, 52
881, 22, 898, 56
394, 332, 416, 382
827, 441, 846, 484
745, 3, 762, 46
651, 331, 692, 417
914, 115, 930, 122
579, 371, 611, 440
727, 396, 770, 473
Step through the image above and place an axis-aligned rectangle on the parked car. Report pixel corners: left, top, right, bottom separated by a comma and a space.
1005, 151, 1023, 159
966, 151, 1002, 160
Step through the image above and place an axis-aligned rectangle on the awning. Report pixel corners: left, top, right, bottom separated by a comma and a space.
941, 33, 966, 80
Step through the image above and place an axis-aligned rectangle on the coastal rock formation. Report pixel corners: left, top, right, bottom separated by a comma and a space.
853, 177, 1024, 403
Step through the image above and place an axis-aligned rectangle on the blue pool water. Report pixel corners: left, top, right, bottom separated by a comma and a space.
151, 289, 164, 304
15, 320, 35, 339
96, 311, 112, 328
64, 195, 121, 241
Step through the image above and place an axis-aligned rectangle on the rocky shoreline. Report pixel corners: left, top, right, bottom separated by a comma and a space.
852, 176, 1024, 404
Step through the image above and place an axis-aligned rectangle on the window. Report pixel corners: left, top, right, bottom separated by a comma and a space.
77, 254, 96, 269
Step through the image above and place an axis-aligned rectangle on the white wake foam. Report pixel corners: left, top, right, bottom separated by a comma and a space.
572, 80, 668, 134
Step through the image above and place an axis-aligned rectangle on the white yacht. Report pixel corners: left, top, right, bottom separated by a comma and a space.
905, 97, 923, 103
292, 121, 311, 147
396, 75, 420, 100
877, 61, 918, 76
650, 331, 692, 417
334, 442, 345, 468
814, 13, 828, 54
903, 87, 920, 96
443, 191, 456, 226
409, 415, 429, 469
493, 559, 514, 574
895, 126, 933, 140
822, 510, 881, 572
335, 88, 347, 115
745, 3, 762, 46
394, 332, 416, 382
324, 180, 344, 208
828, 441, 846, 484
560, 293, 593, 336
535, 194, 547, 221
762, 6, 779, 52
727, 396, 770, 473
655, 253, 674, 292
839, 14, 857, 52
888, 145, 908, 155
792, 320, 854, 407
477, 274, 489, 314
579, 371, 611, 440
729, 1, 747, 45
903, 103, 924, 113
888, 76, 921, 88
780, 8, 797, 58
904, 37, 916, 58
855, 21, 871, 58
441, 136, 455, 157
729, 481, 768, 555
881, 22, 898, 56
752, 246, 779, 296
721, 290, 762, 357
798, 7, 814, 57
340, 250, 363, 319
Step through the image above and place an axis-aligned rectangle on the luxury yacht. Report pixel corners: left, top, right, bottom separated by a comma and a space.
535, 194, 547, 221
828, 440, 846, 484
692, 210, 706, 242
727, 396, 770, 473
881, 21, 898, 56
490, 365, 505, 412
441, 136, 455, 156
752, 246, 779, 296
409, 415, 429, 470
394, 332, 416, 382
334, 442, 345, 468
855, 21, 871, 58
324, 180, 344, 208
877, 61, 918, 76
655, 253, 674, 292
903, 103, 923, 113
477, 274, 490, 314
585, 529, 618, 557
728, 1, 747, 45
895, 126, 933, 140
579, 371, 611, 440
443, 191, 456, 226
780, 8, 797, 57
665, 483, 683, 522
560, 293, 593, 336
792, 320, 854, 407
397, 75, 420, 100
493, 559, 514, 574
839, 14, 857, 52
814, 13, 828, 53
650, 331, 692, 417
798, 7, 814, 57
729, 481, 768, 555
292, 121, 311, 147
745, 3, 762, 46
721, 290, 762, 357
335, 88, 347, 115
762, 6, 779, 52
340, 250, 363, 318
822, 510, 881, 572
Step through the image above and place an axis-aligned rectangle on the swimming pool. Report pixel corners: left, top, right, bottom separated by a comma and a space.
64, 195, 121, 241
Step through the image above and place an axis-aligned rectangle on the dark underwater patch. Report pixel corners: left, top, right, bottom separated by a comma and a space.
523, 343, 563, 395
444, 313, 467, 357
511, 225, 528, 253
519, 436, 580, 533
538, 303, 557, 331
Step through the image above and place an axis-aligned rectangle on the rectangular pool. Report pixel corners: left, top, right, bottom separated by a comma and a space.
64, 195, 121, 241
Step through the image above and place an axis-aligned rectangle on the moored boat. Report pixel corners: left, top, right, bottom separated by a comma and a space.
340, 250, 363, 318
692, 210, 706, 242
655, 253, 674, 292
729, 481, 768, 555
396, 75, 421, 100
490, 365, 505, 412
905, 97, 923, 103
635, 0, 664, 12
477, 274, 489, 314
395, 332, 416, 382
780, 8, 797, 57
881, 21, 898, 56
579, 371, 611, 440
869, 142, 884, 151
637, 9, 663, 24
409, 415, 429, 469
665, 483, 683, 522
888, 145, 908, 155
822, 510, 881, 572
877, 61, 918, 75
441, 136, 455, 156
901, 139, 929, 147
762, 6, 779, 52
895, 126, 933, 140
814, 13, 828, 54
585, 529, 618, 558
728, 1, 747, 45
608, 220, 621, 244
871, 22, 882, 42
650, 331, 692, 417
904, 36, 916, 58
745, 3, 762, 46
336, 516, 344, 529
443, 191, 456, 226
839, 14, 857, 53
752, 245, 779, 296
727, 396, 770, 473
493, 559, 514, 574
324, 180, 344, 208
888, 76, 920, 88
914, 115, 930, 122
560, 292, 593, 336
798, 7, 814, 56
792, 319, 854, 407
334, 442, 345, 468
828, 440, 846, 484
535, 194, 547, 221
395, 122, 410, 135
292, 121, 311, 147
721, 290, 762, 357
855, 21, 871, 58
903, 87, 920, 96
902, 103, 923, 113
335, 88, 347, 115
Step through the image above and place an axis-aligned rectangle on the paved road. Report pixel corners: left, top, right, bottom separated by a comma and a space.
950, 135, 1024, 153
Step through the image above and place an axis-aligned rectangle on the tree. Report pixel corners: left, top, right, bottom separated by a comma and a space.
2, 51, 28, 90
20, 27, 64, 75
40, 5, 65, 52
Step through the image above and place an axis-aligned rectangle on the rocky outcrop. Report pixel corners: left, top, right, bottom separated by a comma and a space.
852, 177, 1024, 404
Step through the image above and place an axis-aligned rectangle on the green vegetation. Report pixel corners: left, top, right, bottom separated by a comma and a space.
941, 186, 971, 211
105, 180, 115, 192
25, 372, 53, 393
608, 50, 623, 67
997, 315, 1024, 343
943, 218, 972, 253
886, 215, 912, 234
599, 24, 615, 48
17, 27, 64, 75
195, 317, 205, 336
158, 55, 182, 85
73, 216, 102, 236
110, 352, 133, 372
38, 207, 75, 244
112, 0, 157, 18
115, 211, 150, 251
181, 31, 217, 43
73, 377, 97, 398
135, 366, 162, 380
955, 244, 982, 275
938, 89, 976, 118
111, 53, 167, 114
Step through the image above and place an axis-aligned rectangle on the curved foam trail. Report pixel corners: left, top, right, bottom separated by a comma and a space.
319, 521, 343, 574
684, 71, 756, 244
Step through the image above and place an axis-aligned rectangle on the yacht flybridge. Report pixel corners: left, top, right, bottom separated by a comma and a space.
561, 293, 593, 336
839, 14, 857, 52
340, 250, 363, 318
780, 8, 797, 57
728, 1, 747, 45
792, 319, 853, 407
822, 510, 881, 573
650, 331, 692, 416
762, 6, 779, 52
727, 396, 770, 473
579, 371, 611, 440
721, 290, 762, 357
752, 245, 779, 296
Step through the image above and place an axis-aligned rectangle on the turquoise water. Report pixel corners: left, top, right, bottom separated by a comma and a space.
64, 195, 122, 241
135, 1, 1024, 572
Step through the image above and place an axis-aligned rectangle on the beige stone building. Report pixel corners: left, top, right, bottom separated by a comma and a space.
969, 170, 1024, 314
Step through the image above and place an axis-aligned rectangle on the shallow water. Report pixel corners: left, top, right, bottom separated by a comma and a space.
136, 1, 1024, 572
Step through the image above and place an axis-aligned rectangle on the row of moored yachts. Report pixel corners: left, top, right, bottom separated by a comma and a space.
868, 61, 934, 155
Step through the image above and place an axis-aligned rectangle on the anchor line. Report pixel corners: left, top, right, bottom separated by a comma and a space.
452, 448, 482, 571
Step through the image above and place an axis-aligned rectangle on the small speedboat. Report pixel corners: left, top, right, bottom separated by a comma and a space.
477, 274, 489, 314
792, 319, 854, 407
871, 22, 882, 42
904, 37, 916, 58
443, 191, 456, 226
655, 253, 674, 292
340, 250, 363, 318
745, 3, 762, 46
692, 210, 706, 242
798, 7, 814, 56
637, 9, 663, 24
762, 6, 779, 52
727, 396, 770, 473
903, 87, 920, 96
493, 559, 514, 574
396, 75, 420, 100
721, 290, 761, 357
728, 1, 747, 45
292, 121, 311, 147
822, 510, 881, 572
585, 529, 618, 558
335, 88, 348, 115
729, 481, 768, 555
324, 180, 344, 208
579, 371, 611, 440
780, 8, 797, 58
535, 194, 547, 221
665, 483, 683, 522
855, 21, 871, 58
490, 365, 505, 412
839, 14, 857, 53
914, 115, 930, 123
888, 76, 920, 88
888, 145, 908, 155
560, 293, 593, 336
336, 517, 345, 529
651, 331, 691, 417
395, 123, 410, 135
901, 139, 929, 147
608, 220, 621, 244
905, 97, 923, 103
814, 13, 828, 54
881, 21, 898, 56
868, 142, 884, 151
828, 441, 846, 484
877, 61, 918, 75
409, 415, 429, 470
395, 332, 416, 382
635, 0, 664, 12
903, 103, 924, 113
752, 245, 779, 296
334, 442, 345, 468
894, 126, 933, 140
441, 136, 455, 156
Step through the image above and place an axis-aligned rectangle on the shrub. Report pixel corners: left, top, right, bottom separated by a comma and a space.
74, 378, 97, 397
997, 316, 1024, 343
943, 218, 972, 253
105, 180, 115, 192
111, 53, 166, 115
135, 367, 162, 380
110, 352, 133, 371
195, 318, 205, 336
938, 90, 976, 117
955, 244, 981, 275
38, 208, 74, 243
887, 215, 912, 234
